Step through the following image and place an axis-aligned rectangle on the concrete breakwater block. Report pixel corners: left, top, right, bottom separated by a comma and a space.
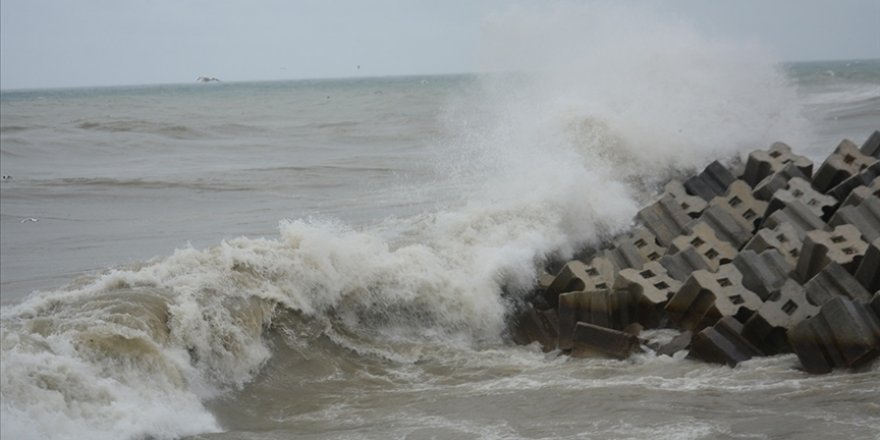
692, 204, 753, 249
709, 180, 768, 232
794, 224, 868, 282
663, 180, 707, 218
637, 194, 692, 247
826, 162, 880, 202
659, 246, 712, 282
765, 177, 838, 221
743, 222, 802, 267
615, 262, 681, 328
752, 162, 810, 201
689, 316, 763, 366
557, 289, 635, 350
840, 178, 880, 208
804, 262, 872, 307
656, 330, 693, 357
684, 160, 736, 201
665, 265, 763, 332
829, 196, 880, 243
544, 258, 615, 308
860, 130, 880, 158
510, 305, 559, 352
732, 249, 792, 301
788, 297, 880, 374
741, 280, 818, 354
570, 322, 642, 359
761, 200, 828, 240
671, 222, 738, 271
742, 141, 813, 187
813, 139, 878, 193
855, 238, 880, 293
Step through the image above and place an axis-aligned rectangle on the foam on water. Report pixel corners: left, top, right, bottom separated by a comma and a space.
0, 3, 828, 439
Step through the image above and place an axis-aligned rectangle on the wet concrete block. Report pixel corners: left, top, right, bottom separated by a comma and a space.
813, 139, 878, 193
762, 200, 828, 240
615, 262, 682, 328
804, 261, 873, 306
557, 288, 636, 349
743, 141, 813, 187
871, 293, 880, 319
732, 249, 793, 301
788, 296, 880, 374
663, 180, 708, 218
659, 246, 713, 282
604, 228, 667, 271
671, 222, 738, 271
743, 222, 803, 267
684, 160, 736, 201
840, 178, 880, 207
708, 180, 768, 231
855, 238, 880, 293
571, 321, 641, 360
795, 224, 868, 282
637, 194, 692, 247
752, 162, 811, 201
544, 258, 616, 308
693, 205, 754, 250
665, 265, 763, 332
859, 129, 880, 158
510, 305, 559, 351
766, 177, 838, 221
656, 330, 693, 357
742, 280, 819, 354
826, 162, 880, 202
829, 196, 880, 243
689, 316, 763, 367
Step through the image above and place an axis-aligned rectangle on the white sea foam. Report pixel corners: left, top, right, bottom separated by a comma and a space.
0, 3, 818, 439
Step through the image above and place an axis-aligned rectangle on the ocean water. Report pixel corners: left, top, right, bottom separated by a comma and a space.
2, 9, 880, 439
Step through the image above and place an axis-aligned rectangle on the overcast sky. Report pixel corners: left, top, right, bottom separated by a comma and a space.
1, 0, 878, 90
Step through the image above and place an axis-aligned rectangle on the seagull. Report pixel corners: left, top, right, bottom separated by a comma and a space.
20, 218, 38, 223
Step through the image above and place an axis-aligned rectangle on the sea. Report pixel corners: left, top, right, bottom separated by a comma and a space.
2, 38, 880, 440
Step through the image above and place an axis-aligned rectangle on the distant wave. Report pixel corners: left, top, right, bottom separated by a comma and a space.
39, 177, 259, 192
75, 120, 205, 140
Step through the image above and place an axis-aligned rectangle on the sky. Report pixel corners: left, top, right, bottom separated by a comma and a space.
1, 0, 878, 90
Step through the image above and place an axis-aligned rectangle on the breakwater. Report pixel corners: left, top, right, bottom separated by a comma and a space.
513, 130, 880, 374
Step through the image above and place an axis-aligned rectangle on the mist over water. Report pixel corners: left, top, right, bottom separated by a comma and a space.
1, 4, 878, 440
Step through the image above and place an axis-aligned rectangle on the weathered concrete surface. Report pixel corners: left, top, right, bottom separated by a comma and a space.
829, 196, 880, 243
544, 258, 616, 307
663, 180, 708, 218
743, 222, 803, 267
761, 200, 828, 240
665, 265, 763, 332
766, 177, 837, 221
840, 179, 880, 207
732, 249, 792, 301
854, 238, 880, 293
709, 180, 768, 231
510, 305, 559, 352
615, 262, 681, 328
660, 246, 713, 282
860, 130, 880, 158
571, 322, 642, 359
743, 141, 813, 187
671, 222, 738, 270
742, 280, 818, 354
812, 139, 878, 193
804, 262, 873, 306
788, 297, 880, 374
827, 161, 880, 202
752, 162, 810, 201
608, 228, 667, 265
684, 161, 736, 201
795, 224, 868, 282
689, 317, 763, 367
692, 205, 753, 249
557, 287, 639, 349
637, 194, 692, 247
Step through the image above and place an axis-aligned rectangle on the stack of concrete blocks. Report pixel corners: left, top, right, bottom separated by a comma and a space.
510, 130, 880, 373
